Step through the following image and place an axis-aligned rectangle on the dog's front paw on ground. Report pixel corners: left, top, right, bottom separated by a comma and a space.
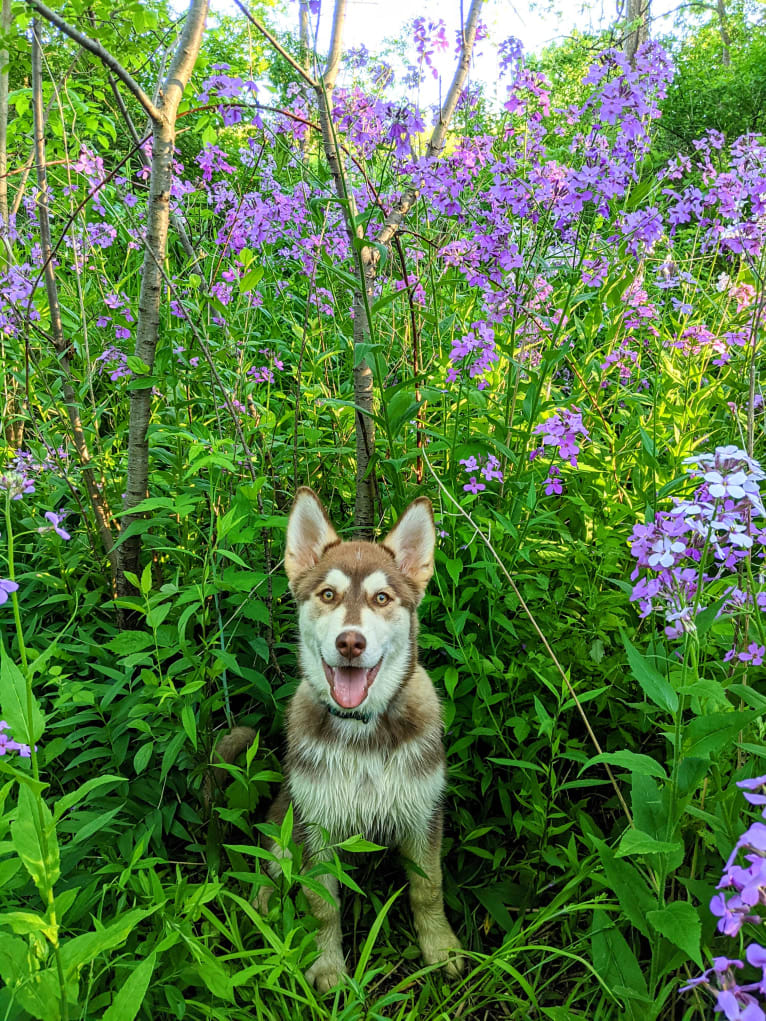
421, 929, 464, 977
306, 954, 348, 992
254, 884, 274, 915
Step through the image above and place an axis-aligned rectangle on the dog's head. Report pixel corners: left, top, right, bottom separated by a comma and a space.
284, 488, 435, 716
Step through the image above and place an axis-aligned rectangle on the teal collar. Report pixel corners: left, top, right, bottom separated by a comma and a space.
328, 705, 372, 724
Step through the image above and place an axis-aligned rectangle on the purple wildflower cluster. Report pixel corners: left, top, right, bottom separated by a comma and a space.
95, 346, 132, 382
0, 721, 31, 758
0, 579, 19, 605
447, 322, 499, 388
413, 17, 449, 79
629, 447, 766, 640
529, 407, 589, 498
531, 407, 589, 467
681, 777, 766, 1020
458, 454, 503, 495
247, 348, 285, 385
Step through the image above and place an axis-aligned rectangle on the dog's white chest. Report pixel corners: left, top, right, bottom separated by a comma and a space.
289, 738, 444, 844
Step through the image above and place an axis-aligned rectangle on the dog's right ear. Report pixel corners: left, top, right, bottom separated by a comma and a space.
285, 488, 339, 588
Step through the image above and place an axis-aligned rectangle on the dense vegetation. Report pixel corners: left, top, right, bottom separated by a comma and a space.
1, 1, 766, 1018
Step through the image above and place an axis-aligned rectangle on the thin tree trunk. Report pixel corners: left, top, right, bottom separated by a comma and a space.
31, 20, 118, 583
621, 0, 650, 62
298, 0, 310, 72
237, 0, 482, 534
119, 0, 209, 589
717, 0, 731, 66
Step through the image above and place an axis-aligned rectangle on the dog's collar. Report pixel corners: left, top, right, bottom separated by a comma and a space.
327, 705, 373, 724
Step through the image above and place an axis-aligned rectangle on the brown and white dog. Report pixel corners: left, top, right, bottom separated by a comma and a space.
258, 487, 462, 991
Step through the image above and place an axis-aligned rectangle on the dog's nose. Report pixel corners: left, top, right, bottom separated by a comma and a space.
336, 630, 366, 659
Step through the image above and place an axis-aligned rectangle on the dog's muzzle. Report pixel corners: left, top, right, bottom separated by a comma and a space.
322, 658, 383, 709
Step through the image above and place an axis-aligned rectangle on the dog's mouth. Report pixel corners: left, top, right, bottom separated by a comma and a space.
322, 658, 383, 709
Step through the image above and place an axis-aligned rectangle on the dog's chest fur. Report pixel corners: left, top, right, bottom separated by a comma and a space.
285, 668, 445, 846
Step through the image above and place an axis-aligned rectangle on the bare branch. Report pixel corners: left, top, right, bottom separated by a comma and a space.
232, 0, 318, 89
24, 0, 161, 122
377, 0, 483, 248
427, 0, 482, 157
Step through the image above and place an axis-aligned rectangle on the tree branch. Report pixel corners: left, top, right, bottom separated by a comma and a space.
232, 0, 318, 89
24, 0, 161, 122
376, 0, 482, 248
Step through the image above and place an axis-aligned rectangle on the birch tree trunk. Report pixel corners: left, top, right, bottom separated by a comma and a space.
717, 0, 731, 66
118, 2, 209, 588
621, 0, 651, 62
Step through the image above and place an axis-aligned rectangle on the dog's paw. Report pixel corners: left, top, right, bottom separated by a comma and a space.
254, 884, 275, 915
306, 954, 347, 992
421, 927, 464, 977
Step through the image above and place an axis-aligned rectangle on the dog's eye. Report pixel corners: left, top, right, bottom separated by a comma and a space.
319, 588, 335, 603
374, 592, 390, 606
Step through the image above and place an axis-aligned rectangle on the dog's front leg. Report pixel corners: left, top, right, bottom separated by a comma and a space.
400, 814, 463, 977
303, 869, 347, 992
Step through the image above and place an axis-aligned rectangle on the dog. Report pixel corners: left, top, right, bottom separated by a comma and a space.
256, 487, 462, 991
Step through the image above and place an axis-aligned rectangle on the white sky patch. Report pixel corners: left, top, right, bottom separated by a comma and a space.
211, 0, 684, 109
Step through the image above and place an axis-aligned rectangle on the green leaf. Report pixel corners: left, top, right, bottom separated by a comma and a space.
181, 703, 197, 749
240, 265, 264, 292
126, 355, 151, 374
0, 909, 57, 941
11, 785, 60, 902
590, 915, 649, 1013
336, 835, 385, 853
140, 562, 152, 596
683, 711, 757, 759
60, 907, 158, 981
622, 634, 678, 713
133, 742, 153, 774
594, 839, 654, 939
54, 775, 124, 821
0, 646, 45, 746
585, 750, 667, 780
615, 828, 684, 859
105, 631, 154, 655
647, 902, 703, 968
103, 952, 156, 1021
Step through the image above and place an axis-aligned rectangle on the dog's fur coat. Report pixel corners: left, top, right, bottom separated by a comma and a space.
255, 488, 461, 990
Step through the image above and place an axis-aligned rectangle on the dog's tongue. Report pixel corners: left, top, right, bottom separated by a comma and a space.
331, 666, 368, 709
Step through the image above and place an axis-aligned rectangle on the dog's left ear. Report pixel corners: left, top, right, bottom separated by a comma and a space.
383, 497, 435, 596
285, 488, 339, 589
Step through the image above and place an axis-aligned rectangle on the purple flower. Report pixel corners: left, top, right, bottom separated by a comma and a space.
0, 579, 19, 605
739, 644, 766, 667
41, 511, 71, 541
0, 721, 31, 758
533, 407, 589, 468
0, 468, 35, 500
463, 477, 486, 494
738, 777, 766, 806
544, 465, 563, 496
